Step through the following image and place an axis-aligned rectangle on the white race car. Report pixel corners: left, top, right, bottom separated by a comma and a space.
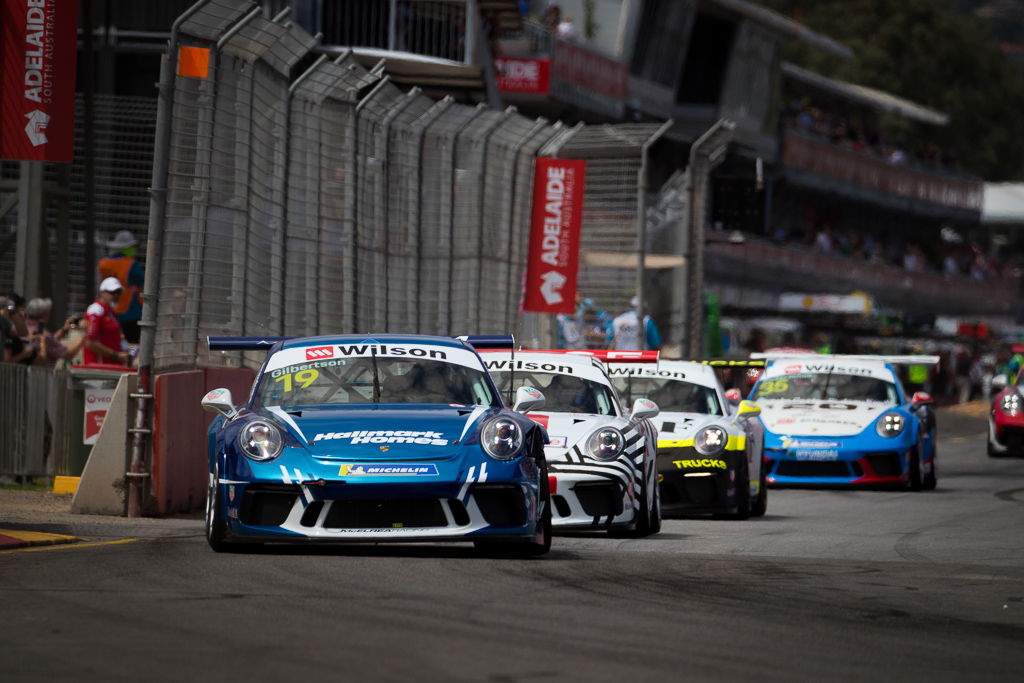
609, 360, 766, 519
482, 350, 662, 536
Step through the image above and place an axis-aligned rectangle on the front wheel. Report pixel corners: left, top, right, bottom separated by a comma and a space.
922, 443, 937, 490
908, 448, 923, 491
750, 452, 768, 517
206, 463, 258, 553
205, 468, 229, 552
475, 454, 551, 558
611, 461, 658, 538
717, 459, 751, 520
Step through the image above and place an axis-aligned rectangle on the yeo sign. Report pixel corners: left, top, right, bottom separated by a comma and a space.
0, 0, 78, 162
523, 158, 586, 314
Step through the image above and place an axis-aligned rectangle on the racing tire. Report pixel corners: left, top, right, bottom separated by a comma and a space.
923, 441, 937, 490
718, 459, 751, 521
611, 461, 658, 538
206, 466, 258, 553
475, 451, 551, 558
908, 448, 923, 491
750, 452, 768, 518
205, 468, 230, 552
648, 464, 662, 534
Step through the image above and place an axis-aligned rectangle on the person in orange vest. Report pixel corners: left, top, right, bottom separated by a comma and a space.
97, 230, 145, 343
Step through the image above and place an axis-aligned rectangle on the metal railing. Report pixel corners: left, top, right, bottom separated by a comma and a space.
0, 363, 133, 479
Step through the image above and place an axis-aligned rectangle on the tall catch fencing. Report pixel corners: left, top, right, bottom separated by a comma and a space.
152, 0, 680, 373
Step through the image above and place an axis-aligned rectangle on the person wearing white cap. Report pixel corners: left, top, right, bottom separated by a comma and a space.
97, 229, 145, 343
83, 277, 130, 366
612, 295, 662, 351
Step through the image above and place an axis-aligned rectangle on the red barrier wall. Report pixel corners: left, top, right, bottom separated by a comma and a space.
152, 368, 255, 514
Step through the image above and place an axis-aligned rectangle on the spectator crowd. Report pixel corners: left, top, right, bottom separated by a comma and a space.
1, 230, 145, 369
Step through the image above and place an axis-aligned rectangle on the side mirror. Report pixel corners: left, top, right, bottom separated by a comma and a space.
630, 398, 659, 421
736, 400, 761, 419
725, 388, 742, 404
911, 391, 933, 407
513, 386, 545, 413
992, 375, 1008, 392
202, 387, 238, 420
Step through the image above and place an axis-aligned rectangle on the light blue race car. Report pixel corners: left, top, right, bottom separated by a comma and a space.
749, 355, 938, 490
201, 334, 551, 555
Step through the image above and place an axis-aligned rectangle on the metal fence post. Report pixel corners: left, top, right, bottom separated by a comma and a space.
636, 119, 674, 349
684, 119, 735, 358
130, 0, 209, 518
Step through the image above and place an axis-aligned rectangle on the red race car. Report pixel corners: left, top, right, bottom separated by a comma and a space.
988, 370, 1024, 457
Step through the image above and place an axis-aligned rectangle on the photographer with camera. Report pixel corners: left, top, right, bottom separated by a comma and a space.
1, 293, 36, 365
24, 298, 86, 367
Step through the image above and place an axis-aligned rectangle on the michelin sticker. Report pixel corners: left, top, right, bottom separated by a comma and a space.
340, 463, 439, 477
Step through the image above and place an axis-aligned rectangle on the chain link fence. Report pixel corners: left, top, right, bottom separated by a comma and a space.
149, 0, 676, 373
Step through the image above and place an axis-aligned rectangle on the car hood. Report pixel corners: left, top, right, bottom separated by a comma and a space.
757, 399, 893, 437
257, 404, 496, 460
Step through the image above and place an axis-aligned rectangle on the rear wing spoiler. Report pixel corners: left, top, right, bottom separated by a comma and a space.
208, 336, 291, 351
750, 353, 940, 365
452, 335, 516, 350
528, 350, 661, 363
208, 335, 515, 352
683, 358, 766, 368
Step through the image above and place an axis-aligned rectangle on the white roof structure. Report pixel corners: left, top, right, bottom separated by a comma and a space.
982, 183, 1024, 224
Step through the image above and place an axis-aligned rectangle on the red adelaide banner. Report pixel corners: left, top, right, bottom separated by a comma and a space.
0, 0, 78, 162
495, 57, 550, 94
523, 158, 586, 315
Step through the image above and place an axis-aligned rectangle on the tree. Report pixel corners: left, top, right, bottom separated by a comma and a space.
759, 0, 1024, 180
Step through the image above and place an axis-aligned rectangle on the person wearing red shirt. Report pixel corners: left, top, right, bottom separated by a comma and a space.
84, 277, 130, 366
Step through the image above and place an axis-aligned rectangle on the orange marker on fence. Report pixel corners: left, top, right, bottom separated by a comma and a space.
177, 46, 210, 79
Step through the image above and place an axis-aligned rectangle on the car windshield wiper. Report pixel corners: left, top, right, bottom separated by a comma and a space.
371, 348, 380, 403
821, 367, 834, 400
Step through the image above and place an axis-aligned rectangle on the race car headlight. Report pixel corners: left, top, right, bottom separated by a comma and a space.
238, 420, 283, 461
694, 426, 727, 456
481, 418, 523, 460
875, 412, 906, 438
1000, 393, 1021, 417
587, 427, 624, 461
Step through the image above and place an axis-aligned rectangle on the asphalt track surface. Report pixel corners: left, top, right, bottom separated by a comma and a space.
1, 405, 1022, 682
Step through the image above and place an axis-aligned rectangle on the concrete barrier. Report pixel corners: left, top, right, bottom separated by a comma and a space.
71, 373, 136, 515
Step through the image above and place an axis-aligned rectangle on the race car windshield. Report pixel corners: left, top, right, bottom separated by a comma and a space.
256, 357, 500, 408
611, 377, 721, 415
489, 370, 618, 416
752, 373, 898, 404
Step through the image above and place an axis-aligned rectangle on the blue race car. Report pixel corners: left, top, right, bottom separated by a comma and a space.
201, 334, 551, 555
749, 354, 938, 489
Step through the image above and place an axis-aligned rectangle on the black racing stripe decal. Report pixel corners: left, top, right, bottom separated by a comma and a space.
551, 460, 633, 479
576, 458, 636, 481
553, 467, 628, 484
